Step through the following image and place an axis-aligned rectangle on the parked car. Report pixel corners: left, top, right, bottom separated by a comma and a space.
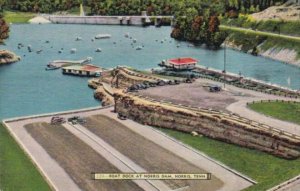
51, 116, 66, 125
118, 113, 127, 120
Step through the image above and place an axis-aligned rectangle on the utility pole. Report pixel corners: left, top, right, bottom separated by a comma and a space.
223, 37, 227, 89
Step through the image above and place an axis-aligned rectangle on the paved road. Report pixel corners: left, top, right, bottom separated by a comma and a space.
220, 25, 300, 42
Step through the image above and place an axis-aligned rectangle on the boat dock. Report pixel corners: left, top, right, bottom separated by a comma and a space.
62, 64, 102, 77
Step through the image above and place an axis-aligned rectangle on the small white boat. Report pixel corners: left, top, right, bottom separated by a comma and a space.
95, 48, 102, 52
75, 37, 82, 41
48, 57, 93, 69
70, 48, 77, 54
95, 34, 111, 39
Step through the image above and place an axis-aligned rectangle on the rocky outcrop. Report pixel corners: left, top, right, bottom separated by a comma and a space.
225, 38, 300, 66
0, 50, 21, 65
115, 92, 300, 159
94, 86, 114, 106
258, 47, 300, 66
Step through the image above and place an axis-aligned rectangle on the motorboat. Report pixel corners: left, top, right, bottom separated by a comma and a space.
70, 48, 77, 54
47, 57, 93, 69
136, 46, 143, 50
75, 37, 82, 41
95, 48, 102, 52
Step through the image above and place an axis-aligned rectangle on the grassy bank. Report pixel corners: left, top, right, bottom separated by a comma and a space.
3, 11, 35, 23
159, 128, 300, 191
248, 102, 300, 125
221, 15, 300, 37
0, 123, 51, 191
221, 26, 300, 59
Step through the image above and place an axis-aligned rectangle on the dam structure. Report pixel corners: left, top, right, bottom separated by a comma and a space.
44, 14, 174, 26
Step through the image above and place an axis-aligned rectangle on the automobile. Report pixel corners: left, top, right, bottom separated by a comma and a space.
51, 116, 66, 125
209, 85, 222, 92
157, 80, 165, 86
174, 80, 181, 85
118, 113, 127, 120
185, 78, 193, 83
68, 116, 79, 122
168, 80, 177, 85
149, 82, 157, 87
77, 118, 87, 124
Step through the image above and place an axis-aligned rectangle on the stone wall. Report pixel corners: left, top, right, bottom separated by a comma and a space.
114, 93, 300, 159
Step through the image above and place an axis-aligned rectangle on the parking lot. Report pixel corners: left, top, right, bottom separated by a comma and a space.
4, 107, 253, 191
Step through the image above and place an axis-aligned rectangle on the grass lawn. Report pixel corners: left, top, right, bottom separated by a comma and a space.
248, 102, 300, 125
158, 128, 300, 191
3, 11, 35, 23
0, 123, 51, 191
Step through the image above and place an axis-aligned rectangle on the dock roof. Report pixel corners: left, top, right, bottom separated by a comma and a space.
168, 57, 198, 65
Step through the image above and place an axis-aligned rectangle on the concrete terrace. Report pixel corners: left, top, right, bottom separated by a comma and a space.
4, 106, 253, 191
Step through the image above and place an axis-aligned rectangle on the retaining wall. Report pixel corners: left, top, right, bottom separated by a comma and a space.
114, 92, 300, 159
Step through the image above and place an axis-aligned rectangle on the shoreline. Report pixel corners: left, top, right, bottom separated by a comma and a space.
224, 42, 300, 67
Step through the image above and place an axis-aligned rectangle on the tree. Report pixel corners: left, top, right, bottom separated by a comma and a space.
0, 14, 9, 43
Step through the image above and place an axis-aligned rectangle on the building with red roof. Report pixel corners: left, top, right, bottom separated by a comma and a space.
160, 57, 198, 70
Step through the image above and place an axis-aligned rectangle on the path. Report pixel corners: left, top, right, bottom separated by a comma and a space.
220, 25, 300, 42
193, 78, 300, 136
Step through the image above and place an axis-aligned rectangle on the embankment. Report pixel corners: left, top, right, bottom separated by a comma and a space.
114, 92, 300, 159
222, 27, 300, 66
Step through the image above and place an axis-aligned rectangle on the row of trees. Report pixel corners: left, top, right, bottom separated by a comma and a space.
1, 0, 290, 15
171, 5, 226, 49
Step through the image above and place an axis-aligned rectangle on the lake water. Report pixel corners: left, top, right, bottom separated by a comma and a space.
0, 24, 299, 119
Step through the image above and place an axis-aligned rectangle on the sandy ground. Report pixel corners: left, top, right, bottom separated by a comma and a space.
83, 115, 223, 191
25, 123, 142, 191
4, 107, 253, 191
251, 4, 300, 21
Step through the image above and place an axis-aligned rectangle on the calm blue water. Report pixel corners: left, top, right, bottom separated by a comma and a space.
0, 24, 299, 119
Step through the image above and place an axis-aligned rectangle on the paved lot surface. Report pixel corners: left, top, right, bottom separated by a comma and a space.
63, 122, 165, 191
25, 123, 142, 191
138, 80, 238, 111
83, 114, 223, 191
4, 107, 253, 191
